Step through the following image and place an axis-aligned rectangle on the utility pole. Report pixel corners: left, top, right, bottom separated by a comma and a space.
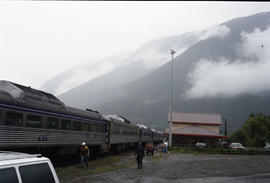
223, 119, 228, 136
169, 48, 175, 147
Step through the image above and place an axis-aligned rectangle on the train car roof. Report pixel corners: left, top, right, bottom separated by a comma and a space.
0, 80, 64, 107
136, 124, 147, 129
0, 80, 101, 121
106, 114, 132, 124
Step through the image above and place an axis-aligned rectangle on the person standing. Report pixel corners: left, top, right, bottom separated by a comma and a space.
80, 142, 90, 168
135, 142, 145, 169
164, 141, 168, 153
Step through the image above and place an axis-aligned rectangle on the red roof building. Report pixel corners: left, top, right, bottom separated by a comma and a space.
165, 112, 227, 147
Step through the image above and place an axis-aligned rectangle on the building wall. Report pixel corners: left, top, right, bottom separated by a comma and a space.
172, 135, 220, 147
172, 123, 220, 133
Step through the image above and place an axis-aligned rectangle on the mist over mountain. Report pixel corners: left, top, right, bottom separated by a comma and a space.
56, 11, 270, 133
56, 31, 213, 107
42, 24, 228, 97
41, 32, 197, 96
40, 54, 131, 95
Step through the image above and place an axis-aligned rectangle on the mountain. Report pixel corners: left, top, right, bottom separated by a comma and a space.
60, 11, 270, 133
57, 31, 209, 108
40, 54, 131, 96
41, 32, 204, 96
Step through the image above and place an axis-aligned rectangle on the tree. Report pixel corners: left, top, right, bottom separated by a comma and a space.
229, 130, 246, 146
229, 114, 270, 147
242, 114, 270, 147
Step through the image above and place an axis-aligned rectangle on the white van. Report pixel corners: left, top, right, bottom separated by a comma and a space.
0, 151, 60, 183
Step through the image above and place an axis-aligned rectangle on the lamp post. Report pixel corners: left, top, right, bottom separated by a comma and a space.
169, 48, 175, 147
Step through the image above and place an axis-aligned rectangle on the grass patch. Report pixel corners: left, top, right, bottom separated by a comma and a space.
56, 155, 122, 177
148, 153, 163, 161
56, 154, 139, 180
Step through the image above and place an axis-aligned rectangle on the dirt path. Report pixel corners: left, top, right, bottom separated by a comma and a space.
57, 152, 270, 183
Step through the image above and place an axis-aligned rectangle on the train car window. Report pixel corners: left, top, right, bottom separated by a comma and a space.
119, 127, 122, 134
19, 163, 55, 183
91, 124, 97, 132
101, 125, 106, 132
111, 126, 115, 133
95, 124, 100, 132
61, 119, 71, 130
82, 122, 91, 132
97, 124, 102, 132
47, 117, 59, 129
72, 121, 81, 131
0, 167, 19, 183
5, 111, 23, 127
113, 126, 118, 134
26, 115, 41, 128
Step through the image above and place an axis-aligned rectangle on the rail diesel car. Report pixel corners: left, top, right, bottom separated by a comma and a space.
0, 80, 163, 155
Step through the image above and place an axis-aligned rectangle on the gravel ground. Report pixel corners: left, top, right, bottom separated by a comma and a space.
58, 152, 270, 183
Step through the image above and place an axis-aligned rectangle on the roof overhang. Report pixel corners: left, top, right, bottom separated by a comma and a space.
164, 132, 227, 138
168, 121, 222, 125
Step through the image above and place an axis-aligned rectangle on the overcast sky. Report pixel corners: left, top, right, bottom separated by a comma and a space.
0, 1, 270, 89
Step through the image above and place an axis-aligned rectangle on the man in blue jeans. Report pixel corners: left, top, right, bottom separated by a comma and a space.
80, 142, 90, 168
163, 141, 168, 153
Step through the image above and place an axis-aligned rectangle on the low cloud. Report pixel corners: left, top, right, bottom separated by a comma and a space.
185, 26, 270, 99
41, 53, 131, 95
197, 24, 231, 41
136, 25, 230, 70
42, 25, 231, 96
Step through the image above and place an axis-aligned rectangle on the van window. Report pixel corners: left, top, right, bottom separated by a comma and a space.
61, 119, 71, 130
0, 167, 19, 183
72, 121, 81, 131
5, 111, 23, 126
47, 117, 59, 129
19, 163, 55, 183
26, 115, 41, 128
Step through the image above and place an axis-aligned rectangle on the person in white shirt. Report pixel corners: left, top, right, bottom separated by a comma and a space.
164, 141, 168, 153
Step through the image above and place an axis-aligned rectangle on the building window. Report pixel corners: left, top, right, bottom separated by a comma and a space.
26, 115, 41, 128
5, 111, 23, 126
61, 119, 71, 130
47, 117, 59, 129
72, 121, 81, 131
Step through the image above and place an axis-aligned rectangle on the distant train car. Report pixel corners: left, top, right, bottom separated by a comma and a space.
137, 124, 153, 143
105, 115, 140, 152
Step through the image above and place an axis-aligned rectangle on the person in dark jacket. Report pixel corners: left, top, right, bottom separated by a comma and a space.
135, 142, 145, 169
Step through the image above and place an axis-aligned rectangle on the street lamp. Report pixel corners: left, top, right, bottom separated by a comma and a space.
169, 48, 175, 147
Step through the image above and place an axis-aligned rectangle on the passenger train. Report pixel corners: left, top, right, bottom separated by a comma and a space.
0, 80, 163, 156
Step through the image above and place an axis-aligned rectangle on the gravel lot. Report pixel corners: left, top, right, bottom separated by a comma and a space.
58, 152, 270, 183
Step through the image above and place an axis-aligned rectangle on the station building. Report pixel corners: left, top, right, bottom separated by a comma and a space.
165, 112, 227, 147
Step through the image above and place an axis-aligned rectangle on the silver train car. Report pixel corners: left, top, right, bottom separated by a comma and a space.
136, 124, 163, 144
0, 80, 163, 155
104, 115, 140, 152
